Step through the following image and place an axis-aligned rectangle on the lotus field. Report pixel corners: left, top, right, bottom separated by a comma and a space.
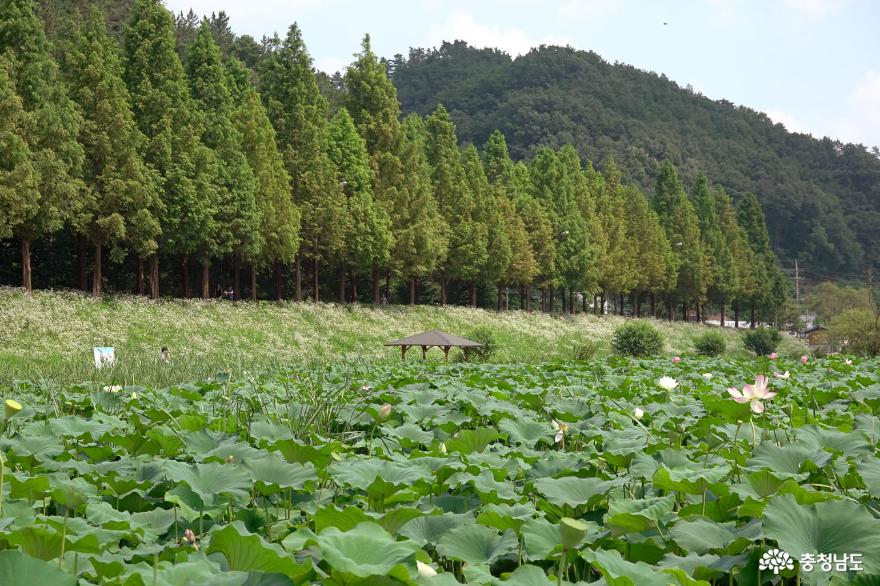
1, 355, 879, 585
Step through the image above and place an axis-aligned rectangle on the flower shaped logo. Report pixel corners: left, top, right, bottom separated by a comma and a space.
758, 549, 793, 574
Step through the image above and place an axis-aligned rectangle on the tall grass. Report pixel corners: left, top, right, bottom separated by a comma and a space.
0, 287, 807, 386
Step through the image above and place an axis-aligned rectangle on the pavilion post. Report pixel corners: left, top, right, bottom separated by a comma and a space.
401, 346, 407, 360
421, 345, 427, 359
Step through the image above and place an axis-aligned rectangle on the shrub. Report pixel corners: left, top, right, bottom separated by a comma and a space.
693, 331, 726, 356
467, 326, 498, 362
742, 328, 782, 356
612, 322, 664, 357
572, 339, 600, 361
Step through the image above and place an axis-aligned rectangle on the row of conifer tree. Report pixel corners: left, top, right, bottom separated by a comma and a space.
0, 0, 785, 322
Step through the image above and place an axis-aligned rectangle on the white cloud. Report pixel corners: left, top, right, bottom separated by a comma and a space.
766, 109, 811, 135
423, 10, 573, 56
827, 70, 880, 147
314, 56, 350, 75
779, 0, 849, 21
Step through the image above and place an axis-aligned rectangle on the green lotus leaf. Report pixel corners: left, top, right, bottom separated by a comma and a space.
498, 418, 551, 447
243, 453, 317, 493
445, 428, 505, 454
533, 476, 621, 509
0, 550, 76, 586
502, 564, 555, 584
438, 524, 517, 566
763, 493, 880, 576
745, 443, 828, 480
653, 463, 730, 495
315, 522, 420, 577
857, 457, 880, 498
605, 495, 676, 535
7, 525, 64, 560
669, 518, 737, 554
582, 547, 704, 586
165, 461, 252, 507
207, 521, 313, 582
399, 513, 474, 545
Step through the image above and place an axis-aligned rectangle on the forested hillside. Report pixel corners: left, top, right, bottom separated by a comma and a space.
389, 41, 880, 277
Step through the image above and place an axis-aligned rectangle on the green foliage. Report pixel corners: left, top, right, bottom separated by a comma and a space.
742, 328, 783, 356
828, 309, 880, 357
391, 42, 876, 278
693, 331, 726, 356
805, 282, 871, 326
466, 326, 497, 362
572, 339, 600, 361
612, 321, 664, 357
654, 161, 704, 302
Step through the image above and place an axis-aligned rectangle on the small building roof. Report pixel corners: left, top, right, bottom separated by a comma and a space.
385, 329, 483, 348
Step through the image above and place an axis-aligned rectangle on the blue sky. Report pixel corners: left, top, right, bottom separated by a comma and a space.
164, 0, 880, 149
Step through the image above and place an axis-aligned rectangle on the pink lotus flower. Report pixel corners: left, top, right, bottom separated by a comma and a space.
672, 356, 682, 364
800, 355, 809, 364
378, 403, 392, 418
728, 375, 776, 414
769, 352, 778, 360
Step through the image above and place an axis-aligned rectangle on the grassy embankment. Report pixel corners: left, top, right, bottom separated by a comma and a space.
0, 287, 807, 386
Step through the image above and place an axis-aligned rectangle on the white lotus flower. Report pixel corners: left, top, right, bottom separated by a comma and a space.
633, 407, 644, 421
702, 373, 713, 380
439, 442, 447, 455
657, 376, 679, 391
728, 375, 777, 414
552, 419, 570, 444
773, 370, 790, 380
845, 359, 853, 365
417, 561, 438, 577
103, 385, 122, 393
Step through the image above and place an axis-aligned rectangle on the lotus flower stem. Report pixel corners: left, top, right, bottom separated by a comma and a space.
59, 506, 69, 568
0, 452, 4, 518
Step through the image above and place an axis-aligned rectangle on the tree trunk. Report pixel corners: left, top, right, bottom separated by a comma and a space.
181, 256, 190, 298
497, 285, 502, 311
734, 302, 740, 328
78, 235, 88, 291
600, 294, 606, 315
137, 258, 145, 296
313, 256, 320, 302
667, 298, 674, 321
149, 254, 159, 299
351, 269, 358, 302
21, 238, 32, 293
338, 261, 346, 304
251, 265, 257, 301
469, 280, 477, 307
372, 266, 380, 304
682, 301, 688, 322
750, 303, 756, 328
92, 240, 103, 297
384, 271, 390, 303
720, 304, 725, 327
582, 291, 587, 313
274, 263, 282, 301
440, 270, 447, 306
635, 291, 641, 317
294, 254, 301, 302
651, 292, 657, 317
201, 263, 210, 299
410, 277, 416, 305
233, 254, 241, 302
570, 288, 575, 314
619, 294, 625, 316
696, 302, 702, 323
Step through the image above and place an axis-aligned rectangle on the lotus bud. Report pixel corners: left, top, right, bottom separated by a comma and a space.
360, 384, 372, 392
130, 392, 137, 400
417, 561, 438, 577
671, 356, 682, 364
4, 399, 22, 419
378, 403, 392, 419
677, 423, 686, 433
226, 455, 234, 464
633, 407, 644, 421
769, 352, 778, 360
559, 517, 588, 549
800, 355, 809, 364
439, 442, 447, 455
183, 528, 197, 546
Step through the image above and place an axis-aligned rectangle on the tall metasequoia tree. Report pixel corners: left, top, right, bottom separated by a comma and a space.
343, 35, 406, 303
63, 9, 162, 297
327, 107, 392, 303
653, 161, 704, 320
260, 24, 344, 302
234, 85, 300, 300
462, 144, 510, 308
124, 0, 218, 299
737, 191, 785, 326
425, 104, 486, 305
623, 185, 673, 317
393, 114, 448, 304
188, 22, 260, 298
713, 187, 750, 325
0, 0, 84, 292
